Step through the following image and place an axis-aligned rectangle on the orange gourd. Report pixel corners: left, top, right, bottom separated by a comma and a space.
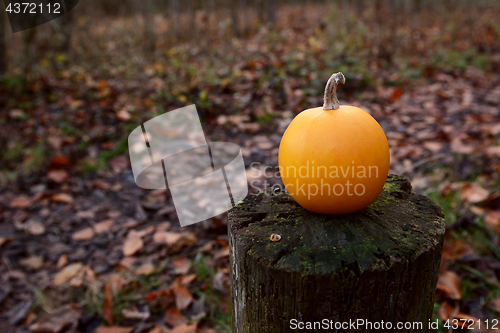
278, 72, 390, 215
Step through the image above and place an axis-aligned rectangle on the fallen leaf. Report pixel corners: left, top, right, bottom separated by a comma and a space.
135, 263, 155, 275
94, 326, 133, 333
19, 256, 44, 270
47, 170, 69, 183
100, 275, 126, 324
211, 270, 230, 296
29, 304, 80, 333
121, 308, 150, 321
171, 257, 191, 275
442, 240, 473, 260
50, 193, 74, 204
172, 284, 193, 311
27, 219, 46, 235
0, 236, 15, 248
123, 235, 143, 256
154, 232, 197, 250
100, 292, 113, 324
116, 109, 131, 121
47, 136, 62, 149
115, 257, 138, 271
485, 210, 500, 227
93, 179, 110, 190
105, 274, 126, 297
214, 247, 230, 260
164, 307, 182, 327
93, 219, 114, 233
76, 210, 95, 219
56, 255, 68, 269
72, 227, 95, 241
422, 141, 443, 153
10, 108, 26, 119
10, 195, 32, 208
170, 322, 198, 333
49, 155, 70, 168
438, 301, 456, 321
436, 270, 462, 300
461, 183, 490, 203
53, 263, 83, 286
180, 274, 197, 286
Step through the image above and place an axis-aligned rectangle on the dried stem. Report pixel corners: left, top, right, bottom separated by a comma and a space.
323, 72, 346, 110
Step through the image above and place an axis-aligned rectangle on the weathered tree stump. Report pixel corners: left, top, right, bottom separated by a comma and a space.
228, 175, 446, 333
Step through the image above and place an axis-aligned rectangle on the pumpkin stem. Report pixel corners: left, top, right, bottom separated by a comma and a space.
323, 72, 345, 110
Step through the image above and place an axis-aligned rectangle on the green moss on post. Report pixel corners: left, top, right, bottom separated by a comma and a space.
228, 175, 445, 333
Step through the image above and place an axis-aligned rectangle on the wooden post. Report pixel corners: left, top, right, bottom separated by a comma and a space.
228, 175, 445, 333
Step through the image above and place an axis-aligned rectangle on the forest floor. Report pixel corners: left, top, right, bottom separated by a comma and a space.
1, 3, 500, 332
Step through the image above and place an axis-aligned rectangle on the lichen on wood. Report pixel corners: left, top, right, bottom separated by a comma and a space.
228, 174, 446, 333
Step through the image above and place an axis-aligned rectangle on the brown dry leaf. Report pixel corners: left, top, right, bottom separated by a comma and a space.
101, 275, 126, 325
485, 210, 500, 227
438, 301, 457, 321
157, 232, 197, 249
136, 225, 156, 238
135, 263, 155, 275
93, 179, 111, 190
171, 257, 191, 275
72, 227, 95, 241
170, 322, 198, 333
442, 240, 473, 260
19, 256, 44, 270
56, 255, 68, 269
27, 220, 46, 235
29, 305, 80, 333
436, 271, 462, 300
422, 141, 443, 153
47, 136, 62, 149
105, 274, 126, 297
164, 307, 183, 327
172, 284, 193, 311
50, 193, 74, 204
123, 235, 143, 257
180, 274, 197, 286
116, 109, 131, 121
115, 257, 138, 271
101, 291, 114, 324
153, 231, 168, 243
460, 183, 490, 203
76, 210, 95, 219
214, 247, 230, 260
53, 263, 83, 286
93, 219, 114, 234
47, 170, 69, 183
0, 236, 15, 248
94, 326, 133, 333
10, 195, 32, 209
49, 155, 70, 168
121, 308, 150, 321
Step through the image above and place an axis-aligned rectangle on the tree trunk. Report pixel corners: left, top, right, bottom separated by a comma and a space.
228, 174, 445, 333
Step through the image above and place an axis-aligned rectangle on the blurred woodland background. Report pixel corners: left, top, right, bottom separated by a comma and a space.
1, 0, 500, 332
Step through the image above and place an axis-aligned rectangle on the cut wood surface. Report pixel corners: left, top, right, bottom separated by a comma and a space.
228, 174, 446, 333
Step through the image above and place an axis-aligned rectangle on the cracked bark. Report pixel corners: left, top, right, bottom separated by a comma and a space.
228, 174, 445, 333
